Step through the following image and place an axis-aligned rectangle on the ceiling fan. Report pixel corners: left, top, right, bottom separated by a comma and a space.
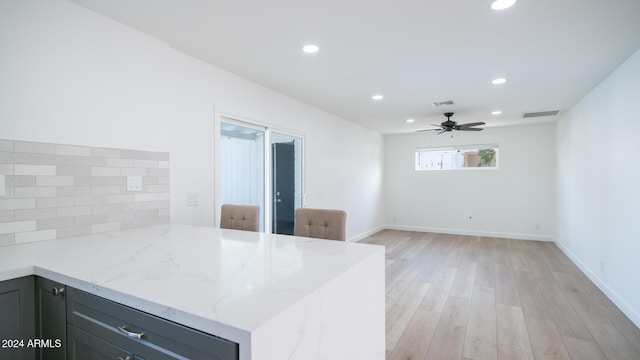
417, 112, 485, 134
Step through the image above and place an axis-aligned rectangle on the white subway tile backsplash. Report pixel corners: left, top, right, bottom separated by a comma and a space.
0, 164, 14, 175
0, 210, 14, 222
56, 166, 92, 176
91, 166, 121, 176
57, 225, 91, 238
14, 187, 57, 198
107, 158, 135, 168
36, 176, 74, 186
15, 164, 56, 176
6, 175, 37, 187
120, 168, 147, 176
120, 149, 148, 160
91, 185, 122, 195
15, 208, 58, 221
0, 139, 169, 246
0, 234, 14, 246
0, 220, 36, 234
76, 214, 108, 226
91, 147, 121, 158
135, 193, 158, 202
57, 186, 91, 197
15, 229, 56, 244
106, 194, 134, 204
146, 185, 170, 193
56, 144, 91, 156
75, 195, 106, 206
145, 170, 166, 178
0, 198, 36, 211
14, 141, 56, 154
36, 217, 75, 231
36, 197, 74, 208
57, 206, 92, 217
134, 159, 158, 168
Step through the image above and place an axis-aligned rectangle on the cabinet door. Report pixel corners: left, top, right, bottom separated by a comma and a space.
0, 276, 35, 360
35, 277, 66, 360
67, 325, 136, 360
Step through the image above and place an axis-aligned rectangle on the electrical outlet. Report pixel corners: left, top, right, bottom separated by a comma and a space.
126, 176, 142, 192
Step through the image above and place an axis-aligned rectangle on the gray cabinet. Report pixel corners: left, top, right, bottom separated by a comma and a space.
67, 325, 141, 360
1, 276, 239, 360
0, 276, 35, 360
35, 277, 66, 360
67, 287, 239, 360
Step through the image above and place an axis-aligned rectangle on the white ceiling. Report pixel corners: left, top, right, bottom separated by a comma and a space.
69, 0, 640, 134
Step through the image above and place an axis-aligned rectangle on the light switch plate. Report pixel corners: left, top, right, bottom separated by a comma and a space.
187, 192, 199, 206
126, 176, 142, 192
0, 175, 5, 197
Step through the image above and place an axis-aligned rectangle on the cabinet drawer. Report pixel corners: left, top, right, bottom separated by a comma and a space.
67, 325, 136, 360
67, 287, 238, 360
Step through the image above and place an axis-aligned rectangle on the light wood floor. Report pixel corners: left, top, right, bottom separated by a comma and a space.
359, 230, 640, 360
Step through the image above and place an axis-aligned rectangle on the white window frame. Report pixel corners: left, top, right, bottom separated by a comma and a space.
415, 144, 499, 171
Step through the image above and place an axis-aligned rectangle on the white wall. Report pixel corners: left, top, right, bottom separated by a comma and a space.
556, 48, 640, 327
0, 0, 384, 240
384, 123, 556, 241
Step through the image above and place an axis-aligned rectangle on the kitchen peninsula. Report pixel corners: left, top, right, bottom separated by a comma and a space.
0, 224, 385, 359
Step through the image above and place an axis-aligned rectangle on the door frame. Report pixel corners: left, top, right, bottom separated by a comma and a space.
214, 112, 305, 234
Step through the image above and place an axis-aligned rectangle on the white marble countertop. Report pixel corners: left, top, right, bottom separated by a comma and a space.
0, 224, 384, 355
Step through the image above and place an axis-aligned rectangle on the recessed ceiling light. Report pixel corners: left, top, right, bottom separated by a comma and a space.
372, 94, 384, 100
406, 118, 415, 123
491, 0, 516, 10
492, 110, 502, 115
302, 44, 319, 53
492, 78, 507, 85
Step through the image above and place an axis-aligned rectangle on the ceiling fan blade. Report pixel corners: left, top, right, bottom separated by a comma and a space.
456, 127, 484, 131
437, 129, 447, 135
416, 125, 445, 133
456, 122, 486, 128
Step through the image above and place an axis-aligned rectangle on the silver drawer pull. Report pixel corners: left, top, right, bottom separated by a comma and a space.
117, 325, 144, 339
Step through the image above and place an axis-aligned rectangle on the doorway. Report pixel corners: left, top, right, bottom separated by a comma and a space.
219, 120, 265, 231
271, 133, 302, 235
217, 117, 303, 234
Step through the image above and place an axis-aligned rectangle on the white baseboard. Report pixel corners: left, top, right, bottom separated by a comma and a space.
554, 240, 640, 329
347, 226, 385, 243
383, 224, 555, 242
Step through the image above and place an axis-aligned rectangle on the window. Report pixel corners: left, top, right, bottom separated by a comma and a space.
415, 144, 499, 170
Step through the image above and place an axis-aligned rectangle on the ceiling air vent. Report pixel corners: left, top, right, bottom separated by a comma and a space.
433, 100, 455, 107
522, 110, 560, 118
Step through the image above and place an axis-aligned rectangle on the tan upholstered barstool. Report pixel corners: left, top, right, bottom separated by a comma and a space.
219, 204, 260, 232
293, 208, 346, 241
